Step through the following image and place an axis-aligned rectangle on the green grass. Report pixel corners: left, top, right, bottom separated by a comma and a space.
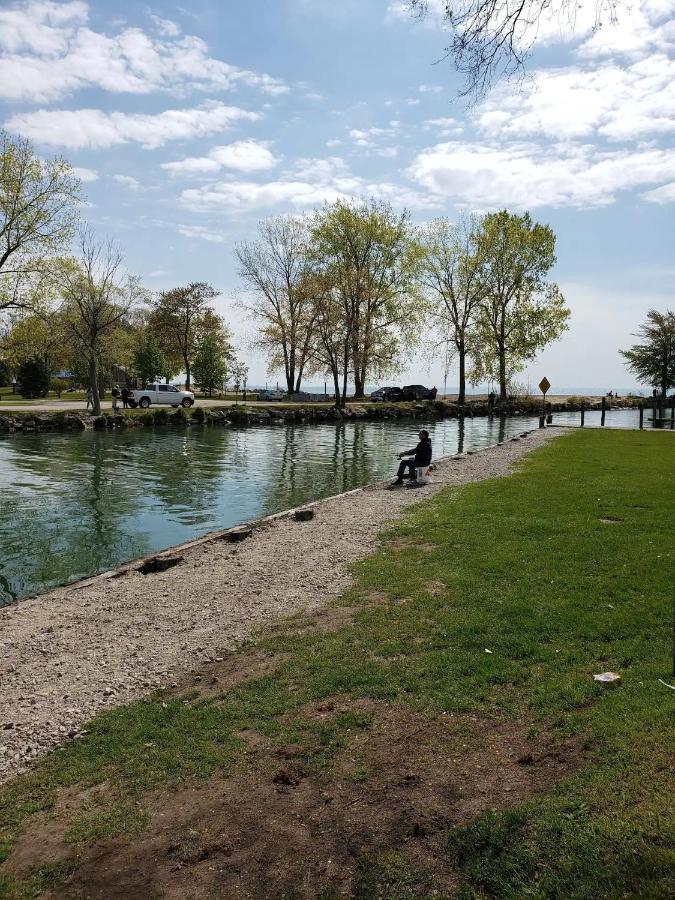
0, 430, 673, 897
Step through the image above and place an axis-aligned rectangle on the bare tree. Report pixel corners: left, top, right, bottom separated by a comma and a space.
59, 230, 140, 415
0, 132, 80, 314
408, 0, 619, 97
235, 217, 317, 395
419, 216, 487, 405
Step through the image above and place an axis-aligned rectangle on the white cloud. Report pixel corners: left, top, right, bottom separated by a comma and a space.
477, 54, 675, 142
0, 0, 287, 101
423, 117, 464, 137
418, 83, 442, 93
6, 101, 260, 149
407, 140, 675, 209
177, 224, 226, 242
642, 180, 675, 203
161, 139, 278, 176
347, 123, 400, 156
149, 14, 181, 37
180, 156, 436, 213
71, 165, 98, 181
113, 174, 140, 189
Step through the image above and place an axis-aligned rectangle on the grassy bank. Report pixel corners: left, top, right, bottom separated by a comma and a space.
0, 430, 673, 898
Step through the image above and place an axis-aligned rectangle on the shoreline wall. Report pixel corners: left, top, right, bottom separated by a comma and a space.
0, 397, 642, 435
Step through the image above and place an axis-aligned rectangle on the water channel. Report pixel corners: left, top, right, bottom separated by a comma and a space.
0, 407, 644, 604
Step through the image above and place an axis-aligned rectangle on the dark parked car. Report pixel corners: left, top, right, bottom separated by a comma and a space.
370, 386, 404, 402
401, 384, 435, 401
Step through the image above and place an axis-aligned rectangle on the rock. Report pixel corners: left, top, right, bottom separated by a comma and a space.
224, 526, 253, 543
138, 555, 183, 575
294, 508, 314, 522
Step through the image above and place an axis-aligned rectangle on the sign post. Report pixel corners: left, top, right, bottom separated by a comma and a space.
538, 377, 550, 428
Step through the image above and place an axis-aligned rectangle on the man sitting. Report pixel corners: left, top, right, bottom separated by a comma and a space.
392, 429, 432, 486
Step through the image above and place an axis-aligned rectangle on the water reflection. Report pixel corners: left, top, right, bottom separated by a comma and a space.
0, 407, 643, 603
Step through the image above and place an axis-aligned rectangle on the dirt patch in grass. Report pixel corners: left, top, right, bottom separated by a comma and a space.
385, 538, 439, 553
7, 697, 587, 899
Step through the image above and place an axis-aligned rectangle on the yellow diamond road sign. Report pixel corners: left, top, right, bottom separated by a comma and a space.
539, 377, 551, 394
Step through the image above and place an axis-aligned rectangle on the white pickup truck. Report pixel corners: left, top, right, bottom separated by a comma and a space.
130, 383, 195, 409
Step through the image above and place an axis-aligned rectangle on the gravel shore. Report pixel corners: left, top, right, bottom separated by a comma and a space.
0, 428, 563, 783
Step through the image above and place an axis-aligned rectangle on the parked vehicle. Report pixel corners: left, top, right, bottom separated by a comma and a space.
130, 383, 195, 409
257, 389, 286, 401
401, 384, 435, 401
370, 386, 404, 402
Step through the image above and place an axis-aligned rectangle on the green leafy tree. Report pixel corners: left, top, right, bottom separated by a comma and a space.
419, 216, 488, 405
471, 210, 569, 402
133, 330, 169, 387
0, 359, 9, 386
148, 282, 221, 389
17, 358, 49, 397
620, 309, 675, 402
310, 199, 422, 399
193, 332, 233, 396
1, 309, 70, 373
0, 132, 80, 314
50, 376, 69, 398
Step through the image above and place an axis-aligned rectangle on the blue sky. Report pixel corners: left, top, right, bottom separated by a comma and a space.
2, 0, 674, 391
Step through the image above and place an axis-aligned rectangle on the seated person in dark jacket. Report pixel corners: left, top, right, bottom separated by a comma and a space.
392, 430, 432, 485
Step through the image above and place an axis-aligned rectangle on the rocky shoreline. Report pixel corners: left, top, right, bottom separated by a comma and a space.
0, 397, 640, 434
0, 428, 563, 782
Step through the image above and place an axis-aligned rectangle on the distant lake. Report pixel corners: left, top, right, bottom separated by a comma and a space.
0, 408, 644, 604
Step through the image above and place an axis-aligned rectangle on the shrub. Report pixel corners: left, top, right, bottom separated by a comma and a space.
17, 359, 50, 398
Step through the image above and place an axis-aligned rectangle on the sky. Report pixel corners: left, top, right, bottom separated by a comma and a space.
1, 0, 674, 393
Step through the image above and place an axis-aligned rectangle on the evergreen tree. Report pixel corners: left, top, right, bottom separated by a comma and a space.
17, 358, 49, 397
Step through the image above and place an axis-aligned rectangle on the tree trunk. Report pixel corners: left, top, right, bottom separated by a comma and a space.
89, 354, 101, 416
457, 338, 466, 406
184, 354, 191, 390
499, 345, 507, 402
294, 370, 303, 394
332, 369, 340, 409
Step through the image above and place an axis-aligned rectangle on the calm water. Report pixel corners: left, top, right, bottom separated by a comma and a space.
0, 408, 644, 603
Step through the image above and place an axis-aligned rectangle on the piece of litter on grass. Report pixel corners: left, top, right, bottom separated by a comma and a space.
593, 672, 621, 684
484, 648, 493, 654
607, 604, 615, 609
658, 679, 675, 690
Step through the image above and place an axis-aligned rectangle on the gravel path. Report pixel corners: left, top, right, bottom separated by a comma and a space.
0, 428, 563, 783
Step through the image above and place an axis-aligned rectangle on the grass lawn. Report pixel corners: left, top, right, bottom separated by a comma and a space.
0, 430, 673, 898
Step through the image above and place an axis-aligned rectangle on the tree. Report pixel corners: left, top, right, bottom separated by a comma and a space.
193, 332, 233, 396
310, 199, 422, 399
0, 132, 80, 314
17, 358, 49, 397
407, 0, 619, 98
231, 361, 249, 401
419, 216, 487, 405
472, 210, 569, 401
50, 376, 69, 398
1, 309, 70, 374
620, 310, 675, 402
149, 282, 221, 389
236, 217, 317, 395
133, 330, 169, 387
314, 283, 353, 409
0, 359, 9, 386
59, 231, 140, 415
